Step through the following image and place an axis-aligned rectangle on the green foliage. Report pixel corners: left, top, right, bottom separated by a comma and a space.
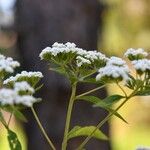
7, 129, 22, 150
68, 126, 108, 140
13, 109, 27, 122
77, 95, 128, 123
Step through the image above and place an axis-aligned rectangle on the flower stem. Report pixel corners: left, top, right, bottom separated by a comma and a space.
62, 82, 77, 150
76, 85, 106, 99
31, 107, 56, 150
76, 96, 131, 150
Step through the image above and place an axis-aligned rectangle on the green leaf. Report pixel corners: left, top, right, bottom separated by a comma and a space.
35, 84, 44, 92
77, 95, 127, 123
80, 78, 104, 85
135, 86, 150, 96
78, 96, 102, 104
78, 95, 124, 108
107, 108, 128, 124
50, 67, 67, 76
94, 95, 124, 107
13, 109, 27, 122
68, 126, 108, 140
7, 129, 22, 150
2, 106, 27, 122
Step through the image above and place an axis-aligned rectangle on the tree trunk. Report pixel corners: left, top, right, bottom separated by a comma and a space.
14, 0, 111, 149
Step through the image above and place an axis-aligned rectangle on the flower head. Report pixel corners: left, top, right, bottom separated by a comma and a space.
107, 56, 126, 66
76, 56, 91, 67
0, 82, 40, 107
40, 42, 108, 70
124, 48, 148, 60
39, 42, 78, 60
96, 65, 130, 82
3, 71, 43, 86
14, 81, 35, 94
0, 54, 20, 74
96, 56, 130, 82
0, 89, 17, 105
132, 59, 150, 74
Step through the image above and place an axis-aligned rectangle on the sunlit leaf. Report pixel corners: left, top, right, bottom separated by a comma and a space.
94, 95, 124, 107
68, 126, 108, 140
7, 129, 22, 150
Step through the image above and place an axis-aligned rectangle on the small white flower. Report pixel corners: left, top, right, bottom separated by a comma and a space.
65, 42, 76, 48
0, 54, 20, 73
76, 56, 91, 67
14, 81, 34, 94
124, 48, 148, 59
52, 42, 66, 48
39, 47, 51, 60
15, 95, 38, 107
0, 89, 17, 105
3, 71, 43, 85
0, 87, 39, 107
132, 59, 150, 72
107, 56, 126, 66
96, 65, 130, 82
84, 51, 107, 62
40, 42, 78, 59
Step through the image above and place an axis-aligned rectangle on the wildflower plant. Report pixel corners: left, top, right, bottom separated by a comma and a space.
0, 43, 149, 150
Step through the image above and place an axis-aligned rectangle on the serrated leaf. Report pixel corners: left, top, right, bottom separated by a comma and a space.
68, 126, 108, 140
7, 129, 22, 150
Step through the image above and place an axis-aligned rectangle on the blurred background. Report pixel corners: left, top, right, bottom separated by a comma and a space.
0, 0, 150, 149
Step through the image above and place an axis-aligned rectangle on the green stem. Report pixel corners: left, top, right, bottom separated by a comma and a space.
31, 107, 56, 150
62, 82, 77, 150
76, 95, 132, 150
116, 82, 127, 98
76, 85, 106, 99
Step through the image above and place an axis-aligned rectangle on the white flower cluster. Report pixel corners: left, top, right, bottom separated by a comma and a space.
0, 81, 38, 107
76, 56, 91, 67
0, 54, 20, 73
3, 71, 43, 85
39, 42, 77, 59
96, 56, 130, 82
107, 56, 126, 66
40, 42, 107, 68
14, 81, 35, 94
77, 50, 107, 67
132, 59, 150, 72
124, 48, 148, 59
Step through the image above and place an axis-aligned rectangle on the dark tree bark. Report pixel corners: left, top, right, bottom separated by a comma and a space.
14, 0, 111, 150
